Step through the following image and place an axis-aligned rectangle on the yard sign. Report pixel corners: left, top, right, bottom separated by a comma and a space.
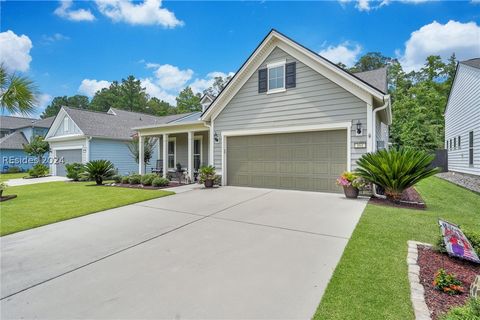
438, 219, 480, 264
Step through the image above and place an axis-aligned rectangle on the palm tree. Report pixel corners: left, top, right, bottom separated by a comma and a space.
0, 65, 37, 115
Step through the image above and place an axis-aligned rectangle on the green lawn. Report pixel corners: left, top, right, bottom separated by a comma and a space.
0, 181, 174, 236
0, 172, 27, 182
314, 177, 480, 320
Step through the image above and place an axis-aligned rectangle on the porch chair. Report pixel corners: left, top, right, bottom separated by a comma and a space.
151, 159, 163, 176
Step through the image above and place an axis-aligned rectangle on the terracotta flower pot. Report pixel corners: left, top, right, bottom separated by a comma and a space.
343, 185, 359, 199
204, 179, 214, 188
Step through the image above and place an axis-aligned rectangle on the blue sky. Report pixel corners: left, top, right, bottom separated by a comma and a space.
1, 0, 479, 116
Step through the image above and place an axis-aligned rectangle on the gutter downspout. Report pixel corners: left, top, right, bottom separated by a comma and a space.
371, 95, 390, 199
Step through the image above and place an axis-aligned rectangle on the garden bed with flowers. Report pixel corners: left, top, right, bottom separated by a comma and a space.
418, 245, 479, 319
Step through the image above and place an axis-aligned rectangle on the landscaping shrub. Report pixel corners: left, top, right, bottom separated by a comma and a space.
128, 174, 141, 185
141, 174, 157, 186
65, 163, 84, 181
112, 175, 122, 183
152, 177, 169, 187
356, 148, 440, 201
120, 176, 130, 184
6, 166, 21, 173
433, 269, 464, 295
440, 298, 480, 320
82, 160, 115, 185
27, 164, 49, 177
463, 229, 480, 255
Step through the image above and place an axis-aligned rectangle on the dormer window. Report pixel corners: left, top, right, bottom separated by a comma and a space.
267, 60, 286, 93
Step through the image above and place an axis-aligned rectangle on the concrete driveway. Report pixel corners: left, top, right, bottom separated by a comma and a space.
1, 186, 367, 319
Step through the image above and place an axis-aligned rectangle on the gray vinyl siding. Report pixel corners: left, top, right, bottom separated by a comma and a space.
53, 114, 82, 137
445, 64, 480, 175
213, 47, 368, 172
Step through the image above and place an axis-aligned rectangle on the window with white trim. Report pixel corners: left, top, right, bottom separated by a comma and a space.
194, 137, 202, 170
267, 61, 285, 93
63, 117, 69, 132
168, 138, 176, 169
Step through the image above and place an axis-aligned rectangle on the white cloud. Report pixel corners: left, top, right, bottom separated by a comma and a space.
189, 71, 235, 94
0, 30, 33, 72
141, 78, 177, 105
41, 33, 70, 44
319, 42, 362, 67
36, 93, 53, 114
95, 0, 183, 27
54, 0, 95, 21
78, 79, 111, 97
340, 0, 428, 12
149, 64, 193, 90
399, 20, 480, 71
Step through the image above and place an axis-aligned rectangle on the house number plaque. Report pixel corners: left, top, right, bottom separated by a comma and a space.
354, 142, 367, 149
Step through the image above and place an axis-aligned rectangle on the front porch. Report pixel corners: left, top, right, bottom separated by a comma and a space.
136, 120, 211, 183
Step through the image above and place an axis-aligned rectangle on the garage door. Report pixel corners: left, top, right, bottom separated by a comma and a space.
226, 130, 347, 193
55, 149, 82, 176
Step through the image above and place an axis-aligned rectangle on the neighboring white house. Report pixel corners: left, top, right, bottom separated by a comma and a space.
134, 29, 391, 193
45, 107, 190, 176
445, 58, 480, 176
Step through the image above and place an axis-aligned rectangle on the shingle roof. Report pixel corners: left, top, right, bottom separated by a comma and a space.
30, 117, 55, 128
171, 112, 202, 123
460, 58, 480, 69
0, 131, 28, 150
0, 116, 37, 130
353, 67, 388, 93
63, 107, 192, 140
0, 115, 55, 130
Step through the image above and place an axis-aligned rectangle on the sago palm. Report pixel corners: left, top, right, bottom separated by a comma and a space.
82, 160, 116, 185
356, 148, 440, 202
0, 65, 37, 115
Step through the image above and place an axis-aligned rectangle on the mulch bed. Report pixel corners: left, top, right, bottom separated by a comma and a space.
418, 245, 480, 319
0, 195, 17, 202
368, 187, 426, 209
103, 182, 185, 190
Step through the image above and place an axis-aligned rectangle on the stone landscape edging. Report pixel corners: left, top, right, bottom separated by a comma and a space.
407, 240, 433, 320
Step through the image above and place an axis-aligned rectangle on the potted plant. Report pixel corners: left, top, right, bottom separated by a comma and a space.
336, 171, 364, 199
199, 165, 216, 188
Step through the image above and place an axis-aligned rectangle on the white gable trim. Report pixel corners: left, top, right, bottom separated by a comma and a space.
202, 30, 386, 122
45, 108, 84, 140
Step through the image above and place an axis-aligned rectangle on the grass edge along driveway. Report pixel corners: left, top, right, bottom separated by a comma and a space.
0, 181, 174, 236
314, 177, 479, 320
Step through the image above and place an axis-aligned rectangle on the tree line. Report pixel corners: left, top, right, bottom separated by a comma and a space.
340, 52, 456, 152
40, 75, 232, 119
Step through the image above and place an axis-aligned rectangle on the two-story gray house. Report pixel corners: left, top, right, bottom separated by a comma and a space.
134, 30, 391, 193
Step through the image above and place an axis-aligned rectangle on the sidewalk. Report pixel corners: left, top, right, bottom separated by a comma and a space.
6, 176, 69, 187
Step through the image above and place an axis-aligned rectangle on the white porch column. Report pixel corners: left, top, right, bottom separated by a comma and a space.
187, 131, 194, 182
156, 137, 161, 163
138, 135, 145, 174
162, 134, 168, 178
